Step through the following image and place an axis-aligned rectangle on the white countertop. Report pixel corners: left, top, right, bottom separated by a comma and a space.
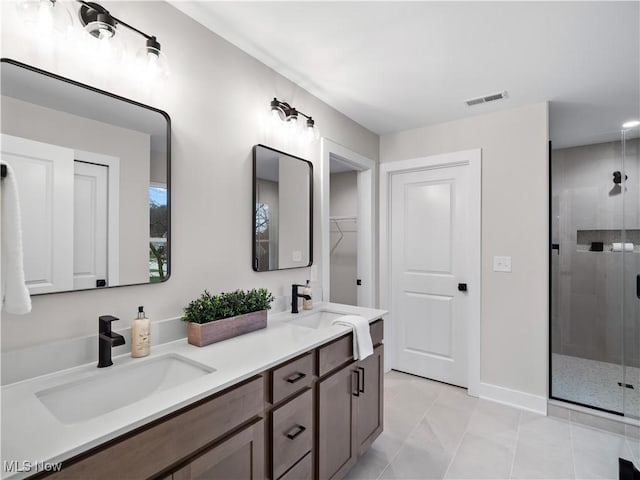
1, 303, 386, 479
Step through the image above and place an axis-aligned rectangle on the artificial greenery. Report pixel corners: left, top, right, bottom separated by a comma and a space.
182, 288, 275, 324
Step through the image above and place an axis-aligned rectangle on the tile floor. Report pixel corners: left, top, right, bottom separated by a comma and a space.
345, 370, 640, 480
551, 353, 640, 415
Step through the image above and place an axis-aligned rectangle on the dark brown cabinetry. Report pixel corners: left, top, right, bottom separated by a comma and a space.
317, 344, 384, 480
317, 362, 359, 480
173, 419, 265, 480
355, 345, 384, 455
37, 320, 384, 480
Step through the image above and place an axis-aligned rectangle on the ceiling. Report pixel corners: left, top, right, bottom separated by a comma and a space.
172, 1, 640, 149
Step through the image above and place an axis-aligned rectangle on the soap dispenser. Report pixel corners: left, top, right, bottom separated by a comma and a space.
302, 280, 313, 310
131, 306, 151, 358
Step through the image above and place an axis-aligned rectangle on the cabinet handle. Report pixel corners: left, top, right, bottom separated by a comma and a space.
353, 369, 360, 397
285, 372, 307, 384
285, 425, 306, 440
357, 366, 365, 393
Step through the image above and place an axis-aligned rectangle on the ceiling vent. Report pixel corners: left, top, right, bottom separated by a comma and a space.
465, 91, 508, 107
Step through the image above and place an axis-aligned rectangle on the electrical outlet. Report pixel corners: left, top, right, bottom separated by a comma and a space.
493, 256, 512, 272
292, 251, 302, 262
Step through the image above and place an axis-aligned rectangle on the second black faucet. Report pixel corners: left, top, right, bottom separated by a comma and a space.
291, 284, 311, 314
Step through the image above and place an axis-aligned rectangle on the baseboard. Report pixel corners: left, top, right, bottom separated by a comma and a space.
479, 382, 547, 415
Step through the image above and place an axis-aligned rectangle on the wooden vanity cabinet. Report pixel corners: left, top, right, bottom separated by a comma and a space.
35, 319, 384, 480
316, 322, 384, 480
172, 418, 265, 480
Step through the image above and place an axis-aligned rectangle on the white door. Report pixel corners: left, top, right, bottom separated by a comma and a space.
390, 162, 471, 387
73, 161, 108, 289
1, 134, 74, 294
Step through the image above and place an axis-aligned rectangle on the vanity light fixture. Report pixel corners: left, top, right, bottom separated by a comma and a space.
622, 120, 640, 129
78, 1, 169, 79
270, 98, 320, 142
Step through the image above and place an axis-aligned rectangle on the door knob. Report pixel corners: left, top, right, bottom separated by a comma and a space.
458, 283, 468, 292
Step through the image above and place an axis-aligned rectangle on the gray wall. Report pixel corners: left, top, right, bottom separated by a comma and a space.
551, 138, 640, 367
1, 95, 150, 285
0, 1, 378, 350
330, 171, 357, 305
380, 102, 550, 398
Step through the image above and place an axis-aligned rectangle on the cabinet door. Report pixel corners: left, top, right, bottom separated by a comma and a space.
173, 419, 265, 480
356, 345, 384, 454
317, 363, 358, 480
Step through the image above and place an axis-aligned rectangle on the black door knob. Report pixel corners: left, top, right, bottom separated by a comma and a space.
458, 283, 468, 292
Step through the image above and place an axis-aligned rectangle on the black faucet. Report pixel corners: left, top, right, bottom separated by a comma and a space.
98, 315, 125, 368
291, 284, 311, 314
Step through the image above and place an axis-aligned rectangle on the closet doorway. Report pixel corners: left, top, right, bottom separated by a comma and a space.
321, 139, 375, 308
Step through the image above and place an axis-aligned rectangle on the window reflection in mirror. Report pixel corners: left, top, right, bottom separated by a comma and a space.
253, 145, 313, 272
0, 59, 170, 294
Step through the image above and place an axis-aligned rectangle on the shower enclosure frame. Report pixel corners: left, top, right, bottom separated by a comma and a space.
547, 134, 638, 418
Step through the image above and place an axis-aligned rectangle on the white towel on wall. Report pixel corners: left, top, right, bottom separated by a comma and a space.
332, 314, 373, 360
1, 161, 32, 314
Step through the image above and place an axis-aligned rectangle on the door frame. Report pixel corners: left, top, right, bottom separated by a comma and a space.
75, 149, 120, 287
320, 138, 376, 307
379, 149, 482, 397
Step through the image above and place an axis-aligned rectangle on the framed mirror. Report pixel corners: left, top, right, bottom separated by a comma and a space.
0, 59, 170, 294
253, 144, 313, 271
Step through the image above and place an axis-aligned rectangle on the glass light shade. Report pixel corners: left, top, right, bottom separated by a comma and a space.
85, 20, 116, 40
17, 0, 72, 38
622, 120, 640, 129
304, 125, 320, 143
135, 46, 170, 81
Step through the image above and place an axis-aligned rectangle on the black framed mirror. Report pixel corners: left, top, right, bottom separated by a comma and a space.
0, 58, 171, 294
253, 144, 313, 272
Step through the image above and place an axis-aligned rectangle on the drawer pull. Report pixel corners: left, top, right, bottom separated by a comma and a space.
285, 372, 307, 384
357, 366, 365, 393
353, 369, 360, 397
285, 424, 307, 440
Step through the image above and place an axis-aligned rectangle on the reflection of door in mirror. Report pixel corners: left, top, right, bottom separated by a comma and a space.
1, 134, 121, 294
0, 59, 170, 294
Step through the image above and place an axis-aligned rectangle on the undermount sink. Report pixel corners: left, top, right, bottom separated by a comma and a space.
36, 354, 215, 424
286, 310, 346, 329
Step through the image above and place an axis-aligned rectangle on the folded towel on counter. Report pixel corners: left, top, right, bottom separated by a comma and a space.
331, 315, 373, 360
1, 161, 32, 314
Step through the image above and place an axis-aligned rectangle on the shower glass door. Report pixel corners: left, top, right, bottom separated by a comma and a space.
622, 124, 640, 424
550, 130, 636, 415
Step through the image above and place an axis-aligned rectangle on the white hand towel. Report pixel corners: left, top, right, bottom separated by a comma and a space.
332, 315, 373, 360
1, 161, 32, 314
624, 243, 634, 252
613, 243, 623, 252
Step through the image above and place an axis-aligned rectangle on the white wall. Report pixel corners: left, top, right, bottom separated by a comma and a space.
330, 171, 358, 305
380, 102, 549, 398
1, 96, 150, 285
0, 1, 378, 350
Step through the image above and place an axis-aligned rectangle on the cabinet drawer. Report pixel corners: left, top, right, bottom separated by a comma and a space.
271, 352, 313, 404
45, 377, 264, 479
317, 321, 384, 377
318, 334, 353, 378
278, 451, 312, 480
272, 389, 313, 479
370, 319, 383, 346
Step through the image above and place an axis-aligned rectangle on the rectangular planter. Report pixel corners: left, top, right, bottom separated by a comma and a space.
187, 309, 268, 347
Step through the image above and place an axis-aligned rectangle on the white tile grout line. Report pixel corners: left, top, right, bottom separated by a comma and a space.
376, 384, 448, 480
508, 411, 523, 479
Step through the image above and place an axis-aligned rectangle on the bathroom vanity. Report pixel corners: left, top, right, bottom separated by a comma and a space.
2, 305, 385, 480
